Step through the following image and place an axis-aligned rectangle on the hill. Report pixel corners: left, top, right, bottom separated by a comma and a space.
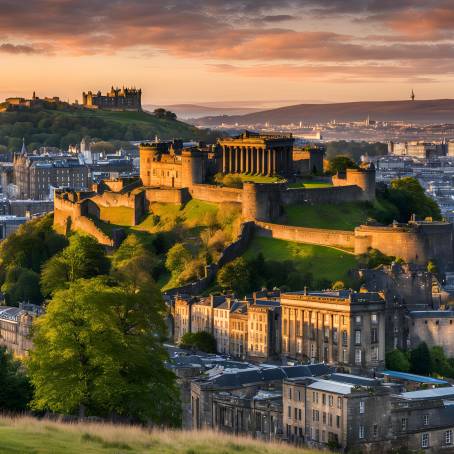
0, 108, 209, 151
193, 98, 454, 126
0, 416, 315, 454
144, 103, 259, 119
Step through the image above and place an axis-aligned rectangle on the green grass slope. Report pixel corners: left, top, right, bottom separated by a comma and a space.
0, 416, 315, 454
244, 236, 357, 284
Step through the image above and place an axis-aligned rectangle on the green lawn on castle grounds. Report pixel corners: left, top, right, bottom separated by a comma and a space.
288, 180, 333, 189
244, 236, 357, 284
237, 174, 284, 183
283, 202, 370, 231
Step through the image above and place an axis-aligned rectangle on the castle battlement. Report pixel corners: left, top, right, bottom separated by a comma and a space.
82, 86, 142, 111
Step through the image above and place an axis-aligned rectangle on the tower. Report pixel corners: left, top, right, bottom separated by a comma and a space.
411, 89, 415, 101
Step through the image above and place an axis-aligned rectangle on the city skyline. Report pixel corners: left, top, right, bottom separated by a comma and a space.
2, 0, 454, 105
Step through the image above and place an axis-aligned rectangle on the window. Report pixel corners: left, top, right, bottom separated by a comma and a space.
298, 409, 302, 421
333, 328, 338, 345
322, 412, 326, 424
337, 397, 342, 409
359, 401, 365, 414
288, 406, 291, 418
322, 394, 326, 405
288, 388, 292, 400
371, 327, 378, 344
329, 395, 333, 407
294, 408, 298, 420
336, 415, 340, 428
421, 433, 429, 448
355, 348, 362, 365
328, 414, 333, 427
359, 425, 365, 439
423, 414, 429, 426
298, 391, 301, 401
373, 424, 378, 437
445, 430, 452, 445
342, 330, 348, 347
371, 313, 378, 323
355, 330, 361, 345
401, 418, 407, 431
355, 315, 362, 324
371, 346, 379, 361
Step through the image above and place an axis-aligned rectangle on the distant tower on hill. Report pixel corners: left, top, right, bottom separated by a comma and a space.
411, 89, 415, 101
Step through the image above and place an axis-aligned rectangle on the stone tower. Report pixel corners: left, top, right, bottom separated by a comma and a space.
181, 149, 204, 188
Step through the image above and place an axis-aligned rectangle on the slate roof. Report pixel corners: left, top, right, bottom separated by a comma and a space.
400, 387, 454, 400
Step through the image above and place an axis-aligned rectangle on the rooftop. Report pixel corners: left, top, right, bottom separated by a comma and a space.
400, 386, 454, 400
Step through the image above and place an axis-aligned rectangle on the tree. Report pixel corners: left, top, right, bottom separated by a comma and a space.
385, 349, 410, 372
165, 243, 192, 276
328, 156, 358, 174
153, 108, 177, 121
386, 177, 441, 222
28, 275, 180, 424
40, 234, 110, 296
0, 347, 32, 411
332, 280, 345, 290
217, 257, 251, 296
410, 342, 432, 375
180, 331, 217, 353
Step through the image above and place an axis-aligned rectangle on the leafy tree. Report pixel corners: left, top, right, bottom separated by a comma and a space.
180, 331, 217, 353
385, 349, 410, 372
332, 281, 345, 290
217, 257, 251, 296
165, 243, 192, 276
328, 156, 358, 174
386, 177, 441, 222
410, 342, 432, 375
40, 234, 110, 296
28, 274, 180, 425
0, 347, 32, 411
429, 346, 451, 377
153, 108, 177, 120
358, 248, 395, 269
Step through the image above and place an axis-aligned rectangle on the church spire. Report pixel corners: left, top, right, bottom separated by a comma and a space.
20, 138, 27, 154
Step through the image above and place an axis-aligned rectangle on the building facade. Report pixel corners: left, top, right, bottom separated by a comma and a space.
82, 86, 142, 111
218, 131, 294, 176
280, 290, 386, 373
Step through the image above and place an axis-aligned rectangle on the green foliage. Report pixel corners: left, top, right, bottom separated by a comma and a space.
385, 177, 441, 222
153, 108, 177, 120
0, 214, 67, 304
180, 331, 217, 353
40, 234, 110, 296
325, 141, 387, 161
328, 156, 358, 174
358, 248, 395, 269
217, 257, 251, 296
332, 280, 345, 290
410, 342, 432, 375
214, 173, 243, 188
165, 243, 192, 276
385, 349, 410, 372
427, 260, 438, 274
0, 347, 32, 411
0, 108, 207, 151
28, 273, 180, 424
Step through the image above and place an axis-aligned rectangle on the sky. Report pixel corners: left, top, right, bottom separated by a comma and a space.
1, 0, 454, 106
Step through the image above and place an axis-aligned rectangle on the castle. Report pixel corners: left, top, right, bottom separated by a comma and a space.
53, 131, 454, 270
82, 86, 142, 111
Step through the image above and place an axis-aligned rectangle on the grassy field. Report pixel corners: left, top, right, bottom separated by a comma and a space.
244, 236, 357, 284
99, 206, 135, 226
288, 181, 333, 188
283, 202, 370, 231
238, 174, 285, 184
0, 416, 315, 454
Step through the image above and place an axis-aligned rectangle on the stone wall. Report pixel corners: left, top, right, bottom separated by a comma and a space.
281, 185, 363, 206
145, 187, 188, 204
188, 184, 243, 204
255, 221, 355, 250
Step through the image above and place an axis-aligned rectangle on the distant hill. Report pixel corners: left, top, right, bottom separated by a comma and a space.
0, 108, 209, 151
144, 103, 259, 119
193, 99, 454, 126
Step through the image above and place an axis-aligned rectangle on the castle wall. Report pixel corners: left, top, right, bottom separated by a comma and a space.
255, 221, 355, 250
188, 184, 243, 204
145, 187, 188, 204
281, 185, 363, 206
332, 168, 376, 202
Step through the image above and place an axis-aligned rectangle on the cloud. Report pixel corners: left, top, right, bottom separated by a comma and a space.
0, 0, 453, 84
0, 43, 45, 54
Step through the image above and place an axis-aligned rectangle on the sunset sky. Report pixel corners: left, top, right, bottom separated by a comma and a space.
2, 0, 454, 106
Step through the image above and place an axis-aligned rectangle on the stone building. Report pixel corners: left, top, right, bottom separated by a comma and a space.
247, 300, 281, 361
82, 86, 142, 111
280, 290, 386, 373
292, 146, 325, 176
190, 363, 332, 433
229, 302, 248, 360
213, 298, 233, 354
408, 310, 454, 356
190, 296, 217, 334
218, 131, 294, 176
173, 296, 194, 344
283, 373, 454, 453
13, 151, 88, 200
0, 303, 43, 357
